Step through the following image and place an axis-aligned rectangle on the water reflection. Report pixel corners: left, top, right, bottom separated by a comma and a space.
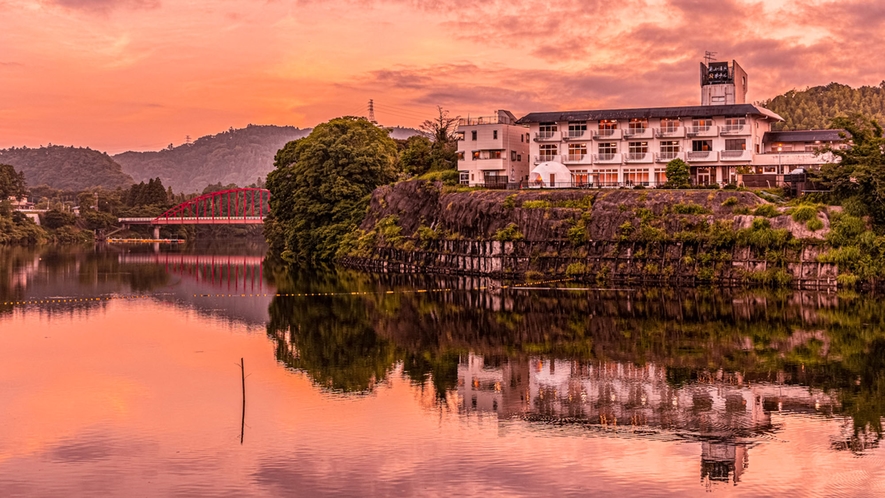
4, 245, 885, 494
265, 268, 885, 466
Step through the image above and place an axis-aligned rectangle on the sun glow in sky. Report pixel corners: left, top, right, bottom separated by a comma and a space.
2, 0, 884, 153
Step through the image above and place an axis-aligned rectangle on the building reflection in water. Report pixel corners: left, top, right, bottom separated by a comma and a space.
457, 353, 838, 488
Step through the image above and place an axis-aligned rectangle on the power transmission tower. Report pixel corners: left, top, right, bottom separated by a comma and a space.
368, 99, 376, 124
185, 135, 191, 145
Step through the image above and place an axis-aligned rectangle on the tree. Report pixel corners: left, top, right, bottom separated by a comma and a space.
399, 135, 433, 176
0, 163, 27, 199
815, 114, 885, 227
665, 158, 691, 188
420, 106, 460, 171
265, 116, 399, 262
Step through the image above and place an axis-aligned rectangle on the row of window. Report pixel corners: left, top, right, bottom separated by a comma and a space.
468, 129, 535, 143
570, 168, 668, 185
540, 118, 747, 135
458, 150, 523, 161
538, 139, 748, 156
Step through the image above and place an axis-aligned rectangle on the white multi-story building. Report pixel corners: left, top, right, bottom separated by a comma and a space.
516, 59, 844, 187
455, 110, 530, 187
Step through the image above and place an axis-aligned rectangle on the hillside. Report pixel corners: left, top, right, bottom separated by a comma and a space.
0, 145, 134, 191
761, 82, 885, 130
113, 125, 312, 193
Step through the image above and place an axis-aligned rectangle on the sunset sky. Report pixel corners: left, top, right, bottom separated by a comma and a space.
2, 0, 884, 153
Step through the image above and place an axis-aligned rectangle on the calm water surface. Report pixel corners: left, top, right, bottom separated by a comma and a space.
2, 243, 885, 496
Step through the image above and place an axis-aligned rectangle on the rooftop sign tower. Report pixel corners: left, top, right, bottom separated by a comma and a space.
700, 53, 748, 106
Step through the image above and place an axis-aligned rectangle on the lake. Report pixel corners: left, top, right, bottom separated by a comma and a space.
1, 243, 884, 496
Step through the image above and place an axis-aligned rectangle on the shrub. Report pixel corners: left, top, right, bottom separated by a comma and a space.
565, 262, 586, 276
790, 204, 818, 223
732, 206, 752, 215
753, 204, 780, 217
415, 225, 440, 243
417, 169, 460, 186
826, 214, 866, 246
721, 196, 739, 207
672, 202, 712, 215
525, 270, 544, 281
807, 217, 824, 231
737, 217, 791, 250
522, 200, 551, 209
493, 223, 524, 241
568, 220, 588, 245
502, 194, 517, 209
837, 273, 860, 287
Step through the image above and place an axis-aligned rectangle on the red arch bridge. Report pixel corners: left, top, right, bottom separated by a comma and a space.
118, 188, 270, 238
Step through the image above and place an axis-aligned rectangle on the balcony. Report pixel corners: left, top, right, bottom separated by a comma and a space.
593, 153, 623, 164
655, 152, 683, 163
719, 150, 753, 161
622, 127, 653, 139
625, 152, 653, 163
562, 129, 590, 141
459, 115, 513, 126
534, 154, 562, 164
686, 151, 719, 162
721, 125, 750, 136
563, 153, 592, 164
686, 125, 719, 137
593, 129, 622, 140
534, 131, 560, 142
655, 127, 685, 138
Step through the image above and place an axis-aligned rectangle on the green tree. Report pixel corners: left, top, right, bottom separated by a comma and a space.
665, 158, 691, 188
265, 116, 399, 262
40, 209, 76, 229
400, 135, 433, 176
420, 106, 460, 171
815, 115, 885, 227
0, 164, 27, 199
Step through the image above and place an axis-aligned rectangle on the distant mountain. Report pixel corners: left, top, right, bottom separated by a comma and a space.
761, 82, 885, 131
114, 125, 312, 193
0, 145, 134, 191
388, 126, 423, 140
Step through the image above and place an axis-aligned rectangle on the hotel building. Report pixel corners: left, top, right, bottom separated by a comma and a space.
461, 60, 843, 188
455, 110, 531, 187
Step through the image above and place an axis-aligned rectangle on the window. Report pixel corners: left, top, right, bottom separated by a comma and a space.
493, 130, 498, 140
724, 118, 746, 132
526, 133, 530, 142
594, 169, 619, 186
511, 150, 517, 161
457, 151, 465, 161
624, 168, 650, 186
692, 140, 712, 152
628, 118, 648, 134
598, 119, 618, 136
660, 118, 680, 133
471, 130, 477, 141
628, 141, 648, 160
654, 168, 667, 186
539, 122, 557, 139
472, 151, 480, 160
521, 134, 524, 143
725, 139, 746, 151
490, 150, 502, 159
459, 172, 469, 185
517, 154, 522, 162
567, 122, 587, 138
659, 140, 680, 159
598, 142, 617, 160
539, 144, 558, 161
568, 143, 587, 161
572, 169, 590, 186
691, 118, 713, 132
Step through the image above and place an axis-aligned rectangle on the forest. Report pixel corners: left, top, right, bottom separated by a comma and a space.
761, 82, 885, 131
113, 125, 313, 193
0, 145, 134, 191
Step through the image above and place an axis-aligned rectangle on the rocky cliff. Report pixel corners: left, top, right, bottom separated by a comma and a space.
340, 181, 841, 288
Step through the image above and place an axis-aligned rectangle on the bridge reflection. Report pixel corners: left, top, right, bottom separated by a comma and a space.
118, 253, 265, 293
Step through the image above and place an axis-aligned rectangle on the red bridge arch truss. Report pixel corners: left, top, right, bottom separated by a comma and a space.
153, 188, 271, 225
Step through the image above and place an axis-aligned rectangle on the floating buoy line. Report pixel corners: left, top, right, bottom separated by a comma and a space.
2, 278, 576, 309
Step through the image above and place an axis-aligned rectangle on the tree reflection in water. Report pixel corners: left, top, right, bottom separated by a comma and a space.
266, 263, 885, 464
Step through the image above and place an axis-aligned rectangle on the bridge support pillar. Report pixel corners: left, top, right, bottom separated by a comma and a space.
152, 226, 161, 240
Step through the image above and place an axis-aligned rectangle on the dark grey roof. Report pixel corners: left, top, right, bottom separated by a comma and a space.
763, 129, 848, 143
516, 104, 783, 124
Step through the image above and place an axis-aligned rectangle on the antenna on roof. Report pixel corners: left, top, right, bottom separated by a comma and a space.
704, 51, 717, 66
